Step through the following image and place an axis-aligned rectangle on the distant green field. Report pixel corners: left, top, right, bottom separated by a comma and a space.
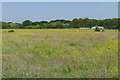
2, 29, 118, 78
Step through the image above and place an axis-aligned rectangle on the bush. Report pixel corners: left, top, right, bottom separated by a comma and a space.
95, 26, 100, 32
8, 30, 14, 32
102, 29, 105, 32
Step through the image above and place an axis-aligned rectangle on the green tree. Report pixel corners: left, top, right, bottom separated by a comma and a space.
2, 22, 10, 29
62, 23, 69, 28
22, 20, 32, 27
72, 18, 79, 28
78, 18, 84, 28
83, 17, 89, 27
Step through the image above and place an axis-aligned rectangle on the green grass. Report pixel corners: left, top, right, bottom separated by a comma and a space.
2, 29, 118, 78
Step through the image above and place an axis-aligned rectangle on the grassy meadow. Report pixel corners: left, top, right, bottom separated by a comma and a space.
2, 29, 118, 78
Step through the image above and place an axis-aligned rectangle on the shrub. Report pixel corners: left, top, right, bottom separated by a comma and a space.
102, 29, 105, 32
95, 26, 100, 32
8, 30, 14, 32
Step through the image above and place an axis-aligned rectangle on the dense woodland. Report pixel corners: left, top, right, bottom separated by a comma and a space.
1, 18, 118, 29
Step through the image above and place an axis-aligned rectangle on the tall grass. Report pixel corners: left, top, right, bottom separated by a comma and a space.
2, 29, 118, 78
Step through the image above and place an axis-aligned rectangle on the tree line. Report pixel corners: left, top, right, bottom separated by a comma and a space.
1, 18, 118, 29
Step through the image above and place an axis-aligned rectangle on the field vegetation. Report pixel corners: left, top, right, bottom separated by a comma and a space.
2, 29, 118, 78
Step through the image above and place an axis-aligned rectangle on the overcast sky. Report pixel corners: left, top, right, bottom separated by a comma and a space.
2, 2, 118, 23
